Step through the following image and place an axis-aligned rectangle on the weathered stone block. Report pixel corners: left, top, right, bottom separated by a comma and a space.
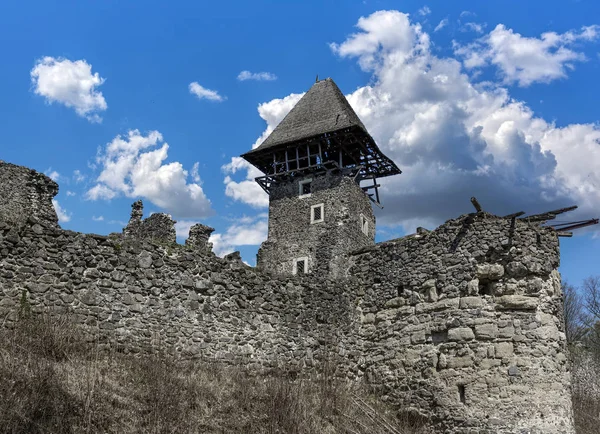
362, 313, 375, 324
375, 308, 398, 323
138, 251, 153, 269
475, 323, 498, 340
448, 327, 475, 342
533, 325, 561, 341
479, 358, 501, 369
506, 261, 528, 278
476, 264, 504, 280
446, 356, 474, 368
385, 297, 405, 308
496, 295, 538, 310
411, 331, 426, 344
460, 296, 484, 309
508, 366, 520, 377
80, 290, 98, 306
498, 326, 515, 338
467, 279, 479, 295
494, 342, 514, 358
415, 297, 460, 313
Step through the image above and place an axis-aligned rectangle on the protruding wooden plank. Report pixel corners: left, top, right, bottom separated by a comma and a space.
521, 205, 578, 221
470, 197, 483, 213
503, 211, 525, 219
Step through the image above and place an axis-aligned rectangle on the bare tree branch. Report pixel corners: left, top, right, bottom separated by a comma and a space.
563, 281, 588, 343
584, 276, 600, 321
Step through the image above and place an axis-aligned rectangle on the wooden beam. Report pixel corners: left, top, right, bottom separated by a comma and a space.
521, 205, 578, 221
503, 211, 525, 219
361, 183, 381, 191
551, 218, 599, 232
470, 197, 483, 213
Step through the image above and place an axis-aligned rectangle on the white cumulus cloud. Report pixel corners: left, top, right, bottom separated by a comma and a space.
92, 215, 104, 221
209, 215, 268, 257
237, 70, 278, 81
189, 82, 226, 102
224, 10, 600, 236
52, 199, 71, 223
329, 10, 430, 72
455, 24, 600, 86
222, 92, 303, 208
86, 130, 213, 219
174, 220, 199, 240
30, 57, 107, 122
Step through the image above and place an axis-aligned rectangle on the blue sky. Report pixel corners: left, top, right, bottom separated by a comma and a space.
0, 0, 598, 288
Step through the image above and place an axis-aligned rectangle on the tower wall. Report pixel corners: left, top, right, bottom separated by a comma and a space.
257, 173, 375, 277
349, 214, 574, 433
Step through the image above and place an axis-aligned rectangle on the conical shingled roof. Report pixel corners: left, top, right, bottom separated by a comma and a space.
244, 78, 368, 154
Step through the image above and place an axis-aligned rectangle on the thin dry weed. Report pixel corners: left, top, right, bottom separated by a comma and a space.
0, 315, 430, 433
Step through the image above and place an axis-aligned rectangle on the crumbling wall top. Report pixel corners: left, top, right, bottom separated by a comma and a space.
0, 160, 59, 228
123, 200, 177, 244
185, 223, 215, 252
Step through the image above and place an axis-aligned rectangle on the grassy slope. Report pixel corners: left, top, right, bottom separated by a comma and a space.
0, 316, 429, 434
3, 315, 598, 433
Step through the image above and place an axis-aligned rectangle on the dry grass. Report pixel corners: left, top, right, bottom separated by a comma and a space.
0, 316, 430, 434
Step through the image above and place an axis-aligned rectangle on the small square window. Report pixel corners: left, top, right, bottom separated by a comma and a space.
299, 179, 312, 197
311, 203, 324, 224
293, 257, 308, 274
360, 214, 369, 236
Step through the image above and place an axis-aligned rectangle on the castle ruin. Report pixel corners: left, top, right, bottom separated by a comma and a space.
0, 78, 582, 433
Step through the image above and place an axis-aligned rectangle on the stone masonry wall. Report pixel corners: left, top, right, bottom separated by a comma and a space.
349, 213, 573, 433
0, 160, 59, 228
258, 172, 375, 277
0, 161, 574, 433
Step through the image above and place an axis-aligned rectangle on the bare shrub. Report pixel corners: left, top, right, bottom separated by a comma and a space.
571, 349, 600, 433
563, 281, 588, 344
563, 276, 600, 432
0, 315, 104, 434
9, 313, 87, 361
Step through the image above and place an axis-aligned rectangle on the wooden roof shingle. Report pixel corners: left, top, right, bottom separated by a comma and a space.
244, 78, 367, 155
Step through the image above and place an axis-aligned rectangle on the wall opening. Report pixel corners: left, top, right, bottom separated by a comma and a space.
479, 280, 493, 295
311, 203, 324, 224
458, 384, 466, 404
360, 214, 369, 236
293, 257, 308, 274
432, 330, 448, 345
299, 179, 312, 197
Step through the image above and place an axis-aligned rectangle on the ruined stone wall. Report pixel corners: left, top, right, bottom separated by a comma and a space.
0, 211, 359, 372
0, 161, 574, 433
0, 160, 59, 228
349, 213, 573, 433
258, 173, 375, 277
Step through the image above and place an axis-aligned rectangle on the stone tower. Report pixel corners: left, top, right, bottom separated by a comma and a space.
241, 78, 401, 277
